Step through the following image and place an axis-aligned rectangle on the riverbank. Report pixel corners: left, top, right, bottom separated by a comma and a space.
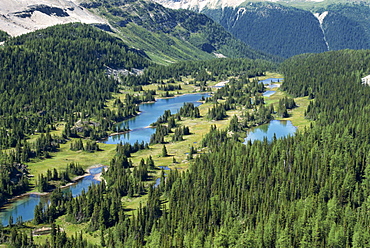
0, 164, 107, 212
23, 72, 313, 246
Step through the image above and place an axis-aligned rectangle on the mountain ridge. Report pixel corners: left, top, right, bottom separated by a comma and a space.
196, 1, 370, 57
151, 0, 351, 11
75, 0, 276, 63
0, 0, 275, 63
0, 0, 107, 36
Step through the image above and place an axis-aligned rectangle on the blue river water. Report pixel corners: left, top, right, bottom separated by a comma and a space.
0, 167, 103, 226
263, 91, 276, 97
0, 93, 210, 225
104, 93, 210, 145
259, 78, 283, 85
1, 82, 293, 224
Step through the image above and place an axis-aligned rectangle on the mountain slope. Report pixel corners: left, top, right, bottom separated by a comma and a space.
0, 0, 106, 36
204, 3, 328, 58
0, 0, 275, 63
81, 0, 275, 63
154, 0, 370, 58
203, 2, 370, 58
152, 0, 353, 11
0, 22, 150, 148
318, 3, 370, 50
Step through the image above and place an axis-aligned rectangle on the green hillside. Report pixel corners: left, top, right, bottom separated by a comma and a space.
0, 30, 9, 42
203, 2, 328, 58
318, 3, 370, 50
0, 23, 150, 151
202, 1, 370, 58
81, 0, 275, 64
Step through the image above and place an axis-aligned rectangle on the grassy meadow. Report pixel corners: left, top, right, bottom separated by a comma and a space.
9, 72, 314, 246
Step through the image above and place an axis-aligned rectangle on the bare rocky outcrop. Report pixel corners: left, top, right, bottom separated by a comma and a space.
152, 0, 325, 11
0, 0, 108, 36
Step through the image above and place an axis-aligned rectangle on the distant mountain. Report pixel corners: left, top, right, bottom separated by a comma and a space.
0, 0, 106, 36
78, 0, 275, 63
318, 2, 370, 50
152, 0, 356, 11
205, 2, 370, 57
0, 0, 274, 63
154, 0, 370, 58
204, 3, 329, 58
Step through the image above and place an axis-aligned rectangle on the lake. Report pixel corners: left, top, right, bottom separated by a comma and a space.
0, 93, 210, 225
0, 166, 104, 226
104, 93, 210, 145
259, 78, 283, 85
244, 120, 297, 143
154, 166, 171, 188
263, 91, 276, 97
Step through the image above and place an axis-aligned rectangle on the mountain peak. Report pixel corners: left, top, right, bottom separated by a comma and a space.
0, 0, 106, 36
151, 0, 326, 11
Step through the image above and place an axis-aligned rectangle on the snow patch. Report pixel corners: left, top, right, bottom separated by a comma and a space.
152, 0, 326, 11
313, 11, 328, 25
313, 11, 329, 50
213, 52, 227, 58
235, 7, 246, 22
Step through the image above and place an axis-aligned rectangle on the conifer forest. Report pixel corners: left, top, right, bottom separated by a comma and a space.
0, 8, 370, 248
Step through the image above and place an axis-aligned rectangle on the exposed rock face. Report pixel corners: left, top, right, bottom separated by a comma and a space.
0, 0, 107, 36
152, 0, 244, 11
152, 0, 325, 11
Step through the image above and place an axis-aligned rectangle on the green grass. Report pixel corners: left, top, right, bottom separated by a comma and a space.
258, 72, 284, 80
280, 96, 313, 129
265, 89, 313, 130
27, 142, 116, 190
27, 72, 315, 246
259, 72, 313, 129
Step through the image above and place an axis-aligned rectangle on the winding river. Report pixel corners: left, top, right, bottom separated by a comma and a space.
0, 166, 103, 226
0, 93, 210, 225
0, 82, 295, 224
104, 93, 210, 145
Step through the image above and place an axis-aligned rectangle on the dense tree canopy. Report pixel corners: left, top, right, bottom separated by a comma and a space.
7, 21, 370, 248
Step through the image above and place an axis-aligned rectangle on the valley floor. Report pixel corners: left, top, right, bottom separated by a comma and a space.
2, 72, 312, 246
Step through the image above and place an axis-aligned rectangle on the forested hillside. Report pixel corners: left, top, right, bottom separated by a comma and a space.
131, 50, 370, 247
81, 0, 275, 63
0, 30, 9, 42
203, 2, 328, 58
202, 2, 370, 58
137, 50, 370, 247
0, 23, 151, 205
0, 23, 149, 149
5, 48, 370, 246
318, 2, 370, 50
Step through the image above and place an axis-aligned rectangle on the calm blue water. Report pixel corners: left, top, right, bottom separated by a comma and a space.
244, 120, 296, 143
259, 78, 283, 85
263, 91, 276, 97
0, 93, 210, 226
104, 93, 210, 145
154, 178, 161, 188
154, 166, 171, 187
158, 166, 170, 170
261, 78, 282, 97
266, 84, 280, 89
0, 167, 104, 226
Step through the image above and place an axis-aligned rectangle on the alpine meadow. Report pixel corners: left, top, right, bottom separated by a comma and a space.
0, 0, 369, 247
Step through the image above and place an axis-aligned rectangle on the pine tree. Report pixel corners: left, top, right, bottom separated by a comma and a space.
162, 145, 168, 157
